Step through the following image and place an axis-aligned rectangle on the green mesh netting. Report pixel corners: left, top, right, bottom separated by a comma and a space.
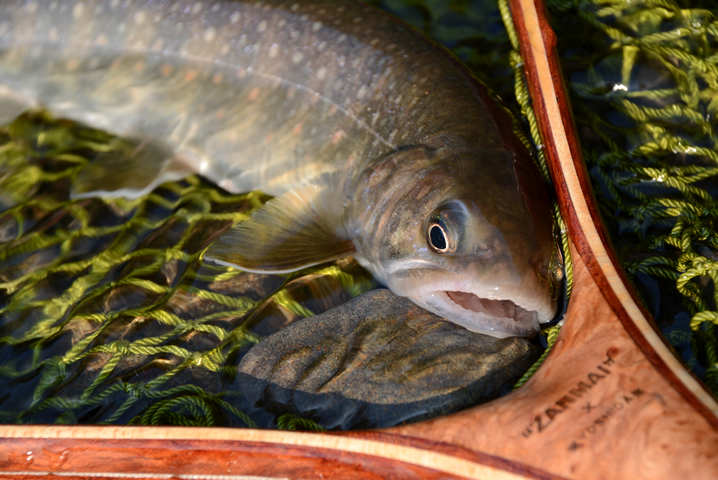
0, 113, 374, 428
540, 0, 718, 393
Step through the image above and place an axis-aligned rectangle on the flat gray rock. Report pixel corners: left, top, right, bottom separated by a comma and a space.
236, 289, 541, 429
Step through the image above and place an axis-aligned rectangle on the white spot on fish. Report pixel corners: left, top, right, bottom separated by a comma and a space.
199, 160, 210, 173
257, 20, 268, 32
370, 38, 380, 46
204, 27, 217, 42
25, 2, 38, 14
337, 34, 347, 43
230, 12, 241, 24
317, 41, 327, 51
192, 2, 203, 15
211, 3, 221, 12
154, 15, 162, 24
292, 52, 304, 64
219, 179, 233, 190
316, 66, 327, 80
357, 85, 368, 99
268, 44, 279, 58
72, 3, 84, 19
291, 3, 300, 12
312, 21, 322, 31
278, 19, 286, 28
134, 11, 145, 25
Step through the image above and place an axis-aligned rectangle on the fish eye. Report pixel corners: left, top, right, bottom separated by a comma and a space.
426, 201, 467, 254
429, 223, 448, 252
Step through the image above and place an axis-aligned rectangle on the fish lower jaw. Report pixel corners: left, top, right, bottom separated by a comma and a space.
411, 290, 542, 339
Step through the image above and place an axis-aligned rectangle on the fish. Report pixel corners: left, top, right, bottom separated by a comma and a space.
0, 0, 562, 338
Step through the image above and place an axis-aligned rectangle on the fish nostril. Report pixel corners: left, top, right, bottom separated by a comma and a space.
477, 243, 492, 258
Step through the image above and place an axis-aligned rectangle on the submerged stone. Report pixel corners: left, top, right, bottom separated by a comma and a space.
236, 289, 541, 430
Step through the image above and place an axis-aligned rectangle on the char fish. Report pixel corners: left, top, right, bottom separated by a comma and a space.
0, 0, 561, 337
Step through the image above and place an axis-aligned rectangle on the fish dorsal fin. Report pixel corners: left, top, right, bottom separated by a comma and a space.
204, 177, 354, 273
72, 139, 192, 199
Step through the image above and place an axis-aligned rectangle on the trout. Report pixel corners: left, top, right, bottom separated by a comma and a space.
0, 0, 561, 337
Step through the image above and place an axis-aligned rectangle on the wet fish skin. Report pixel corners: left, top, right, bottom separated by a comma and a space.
0, 0, 560, 337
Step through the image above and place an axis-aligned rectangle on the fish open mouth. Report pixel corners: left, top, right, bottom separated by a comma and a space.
445, 291, 538, 326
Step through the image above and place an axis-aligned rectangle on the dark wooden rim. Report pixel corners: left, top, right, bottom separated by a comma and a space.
0, 425, 563, 480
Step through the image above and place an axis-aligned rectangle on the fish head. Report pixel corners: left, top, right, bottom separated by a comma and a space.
349, 142, 562, 338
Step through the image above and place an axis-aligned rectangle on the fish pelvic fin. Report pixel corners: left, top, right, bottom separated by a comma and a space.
204, 177, 354, 273
72, 138, 192, 200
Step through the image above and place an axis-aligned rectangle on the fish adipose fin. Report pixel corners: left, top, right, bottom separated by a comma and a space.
204, 178, 354, 273
72, 139, 192, 200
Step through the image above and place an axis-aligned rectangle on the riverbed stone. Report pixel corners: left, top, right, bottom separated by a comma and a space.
236, 289, 542, 430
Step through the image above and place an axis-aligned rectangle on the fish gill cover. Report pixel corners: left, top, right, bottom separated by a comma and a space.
0, 0, 716, 429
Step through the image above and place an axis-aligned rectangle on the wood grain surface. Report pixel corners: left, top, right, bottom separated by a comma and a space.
1, 0, 717, 478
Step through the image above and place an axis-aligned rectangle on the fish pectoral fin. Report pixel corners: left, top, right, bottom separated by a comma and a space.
203, 181, 354, 273
72, 138, 192, 200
